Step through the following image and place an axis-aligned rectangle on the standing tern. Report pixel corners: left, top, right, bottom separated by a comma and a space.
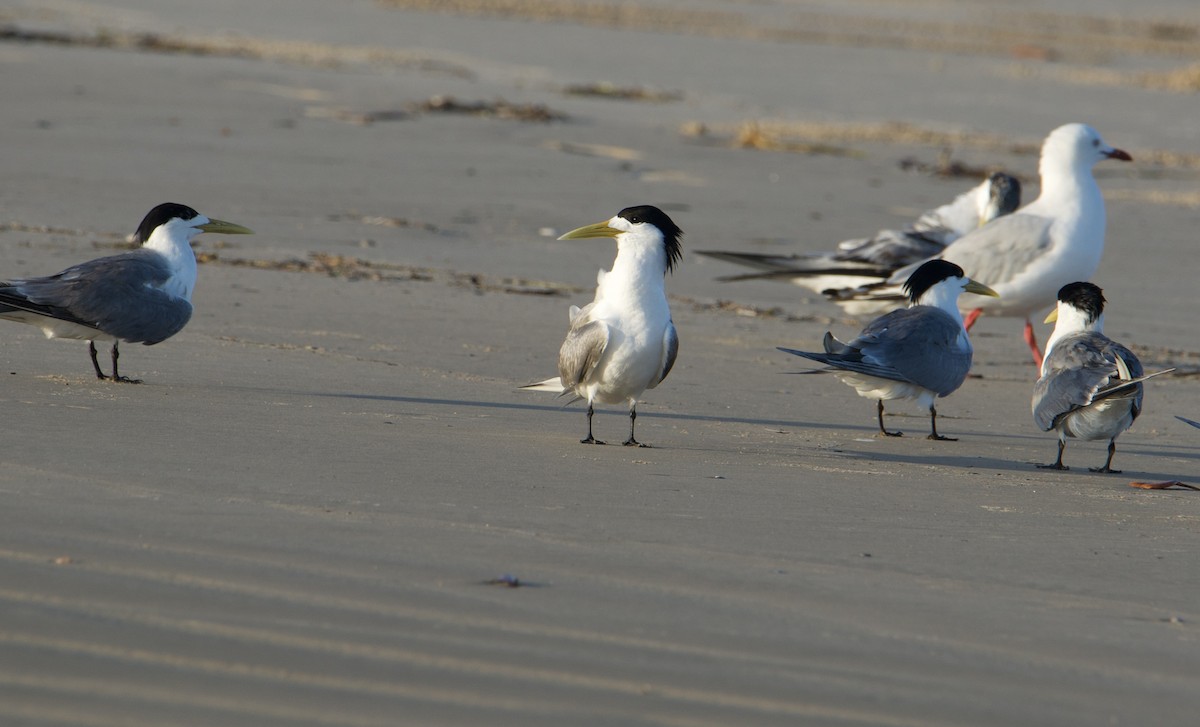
836, 123, 1131, 368
1033, 282, 1172, 473
522, 205, 681, 447
0, 203, 253, 382
779, 259, 998, 440
696, 172, 1020, 296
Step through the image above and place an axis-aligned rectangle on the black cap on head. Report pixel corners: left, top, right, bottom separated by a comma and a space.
1056, 281, 1105, 322
903, 259, 966, 303
617, 205, 683, 274
133, 203, 202, 244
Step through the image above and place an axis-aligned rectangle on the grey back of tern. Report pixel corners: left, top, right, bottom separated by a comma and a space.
779, 259, 998, 440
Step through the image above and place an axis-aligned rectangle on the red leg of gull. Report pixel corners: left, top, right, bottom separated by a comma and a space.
1024, 318, 1044, 369
963, 308, 983, 331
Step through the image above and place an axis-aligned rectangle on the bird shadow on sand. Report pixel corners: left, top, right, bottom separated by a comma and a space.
834, 444, 1200, 484
306, 390, 855, 432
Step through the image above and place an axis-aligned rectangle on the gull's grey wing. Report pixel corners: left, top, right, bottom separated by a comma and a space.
850, 306, 973, 395
649, 320, 678, 389
2, 250, 192, 344
1033, 333, 1144, 431
890, 212, 1055, 286
557, 318, 610, 390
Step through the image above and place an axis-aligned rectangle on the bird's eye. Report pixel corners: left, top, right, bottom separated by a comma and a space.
629, 215, 641, 223
1092, 139, 1100, 147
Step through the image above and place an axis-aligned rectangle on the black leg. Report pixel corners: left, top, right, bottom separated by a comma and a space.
1089, 439, 1121, 474
88, 342, 107, 380
877, 400, 902, 437
926, 405, 957, 441
623, 407, 649, 448
1037, 439, 1070, 470
108, 342, 142, 384
580, 404, 605, 445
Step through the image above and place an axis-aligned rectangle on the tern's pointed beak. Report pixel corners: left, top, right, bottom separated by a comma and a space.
1044, 308, 1059, 324
964, 279, 1000, 298
1104, 147, 1133, 162
198, 218, 254, 235
558, 221, 620, 241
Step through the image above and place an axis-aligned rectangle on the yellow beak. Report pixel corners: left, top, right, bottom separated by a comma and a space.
964, 279, 1000, 298
557, 221, 619, 241
1044, 308, 1059, 324
198, 218, 254, 235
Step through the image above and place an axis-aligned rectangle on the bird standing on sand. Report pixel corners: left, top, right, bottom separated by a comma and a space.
836, 123, 1131, 368
0, 203, 253, 382
523, 205, 681, 447
697, 171, 1020, 300
1033, 282, 1172, 473
779, 259, 998, 440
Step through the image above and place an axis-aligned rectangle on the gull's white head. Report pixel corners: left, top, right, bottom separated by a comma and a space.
1041, 123, 1132, 175
558, 205, 683, 275
903, 259, 999, 311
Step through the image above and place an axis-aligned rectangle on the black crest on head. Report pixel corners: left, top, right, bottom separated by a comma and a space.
617, 205, 683, 274
1057, 282, 1105, 323
133, 203, 202, 244
903, 259, 965, 303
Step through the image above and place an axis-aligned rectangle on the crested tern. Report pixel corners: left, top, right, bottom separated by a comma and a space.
522, 205, 681, 447
0, 203, 253, 382
834, 123, 1131, 368
779, 259, 998, 440
697, 172, 1020, 295
1033, 282, 1172, 473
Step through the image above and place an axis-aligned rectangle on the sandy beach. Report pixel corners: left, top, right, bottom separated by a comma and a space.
2, 0, 1200, 724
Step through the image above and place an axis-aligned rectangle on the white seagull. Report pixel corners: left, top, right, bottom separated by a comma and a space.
697, 171, 1020, 295
0, 203, 253, 382
779, 259, 998, 440
835, 123, 1131, 368
522, 205, 681, 447
1033, 282, 1172, 473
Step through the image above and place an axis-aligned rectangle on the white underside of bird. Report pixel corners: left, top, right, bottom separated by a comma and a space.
526, 261, 676, 406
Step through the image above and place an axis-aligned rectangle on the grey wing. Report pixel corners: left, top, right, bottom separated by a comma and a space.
5, 251, 192, 344
1095, 339, 1145, 420
557, 319, 609, 390
648, 320, 678, 389
853, 307, 972, 394
834, 229, 949, 268
910, 178, 989, 237
889, 212, 1055, 286
1032, 334, 1141, 431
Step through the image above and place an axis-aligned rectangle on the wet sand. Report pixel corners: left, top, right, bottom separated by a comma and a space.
2, 1, 1200, 724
